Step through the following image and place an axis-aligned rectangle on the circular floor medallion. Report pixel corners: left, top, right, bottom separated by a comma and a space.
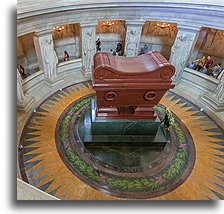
19, 81, 224, 200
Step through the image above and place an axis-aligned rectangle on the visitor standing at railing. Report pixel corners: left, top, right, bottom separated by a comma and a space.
109, 49, 113, 55
64, 51, 69, 61
212, 63, 222, 78
96, 38, 101, 52
194, 56, 205, 71
203, 56, 213, 70
115, 42, 122, 56
19, 65, 26, 79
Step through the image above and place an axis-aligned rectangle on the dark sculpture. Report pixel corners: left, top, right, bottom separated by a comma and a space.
92, 51, 175, 120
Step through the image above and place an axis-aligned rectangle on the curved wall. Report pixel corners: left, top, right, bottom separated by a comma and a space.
17, 0, 224, 36
17, 0, 224, 126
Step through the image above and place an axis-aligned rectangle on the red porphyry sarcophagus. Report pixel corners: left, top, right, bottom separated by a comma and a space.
92, 51, 175, 120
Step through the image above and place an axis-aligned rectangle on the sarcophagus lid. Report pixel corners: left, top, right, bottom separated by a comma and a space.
92, 51, 175, 120
93, 50, 175, 85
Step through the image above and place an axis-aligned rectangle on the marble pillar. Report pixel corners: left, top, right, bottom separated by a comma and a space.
200, 71, 224, 111
80, 22, 97, 76
169, 25, 200, 84
124, 21, 145, 57
33, 30, 63, 86
17, 70, 34, 112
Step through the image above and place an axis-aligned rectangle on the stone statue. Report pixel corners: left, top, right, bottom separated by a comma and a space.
17, 69, 25, 103
126, 30, 138, 56
42, 38, 58, 80
170, 34, 193, 82
83, 30, 95, 71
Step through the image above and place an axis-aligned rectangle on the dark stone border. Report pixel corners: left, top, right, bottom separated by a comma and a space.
18, 80, 91, 184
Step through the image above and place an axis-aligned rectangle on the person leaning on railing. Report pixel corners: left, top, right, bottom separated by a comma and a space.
63, 51, 69, 61
211, 63, 222, 78
194, 56, 205, 71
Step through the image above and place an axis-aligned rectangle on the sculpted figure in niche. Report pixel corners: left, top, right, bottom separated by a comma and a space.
83, 30, 95, 71
42, 38, 58, 80
126, 30, 138, 56
170, 34, 193, 81
17, 70, 25, 103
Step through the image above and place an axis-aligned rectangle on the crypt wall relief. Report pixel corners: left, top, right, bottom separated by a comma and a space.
195, 27, 224, 58
140, 21, 178, 59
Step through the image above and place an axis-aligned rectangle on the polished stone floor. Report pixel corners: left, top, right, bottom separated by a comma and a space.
18, 81, 224, 200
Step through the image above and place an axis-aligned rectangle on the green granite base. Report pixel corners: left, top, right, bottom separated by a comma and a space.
83, 100, 167, 146
91, 100, 161, 135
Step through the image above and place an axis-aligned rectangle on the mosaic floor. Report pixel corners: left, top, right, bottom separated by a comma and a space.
18, 81, 224, 200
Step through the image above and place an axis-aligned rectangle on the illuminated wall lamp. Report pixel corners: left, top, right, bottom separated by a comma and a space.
53, 26, 65, 32
102, 21, 115, 27
157, 23, 171, 29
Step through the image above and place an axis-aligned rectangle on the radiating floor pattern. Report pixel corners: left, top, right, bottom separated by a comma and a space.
18, 81, 224, 200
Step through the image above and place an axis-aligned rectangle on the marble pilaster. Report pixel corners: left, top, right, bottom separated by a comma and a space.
17, 70, 35, 112
80, 22, 97, 76
169, 24, 200, 84
124, 21, 145, 57
33, 30, 63, 86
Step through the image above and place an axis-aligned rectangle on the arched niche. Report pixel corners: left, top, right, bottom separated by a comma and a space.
190, 27, 224, 71
140, 21, 177, 59
96, 20, 126, 55
17, 32, 39, 78
52, 23, 81, 62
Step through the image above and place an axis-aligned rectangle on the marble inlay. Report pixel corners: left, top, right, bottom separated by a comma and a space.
18, 81, 224, 200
